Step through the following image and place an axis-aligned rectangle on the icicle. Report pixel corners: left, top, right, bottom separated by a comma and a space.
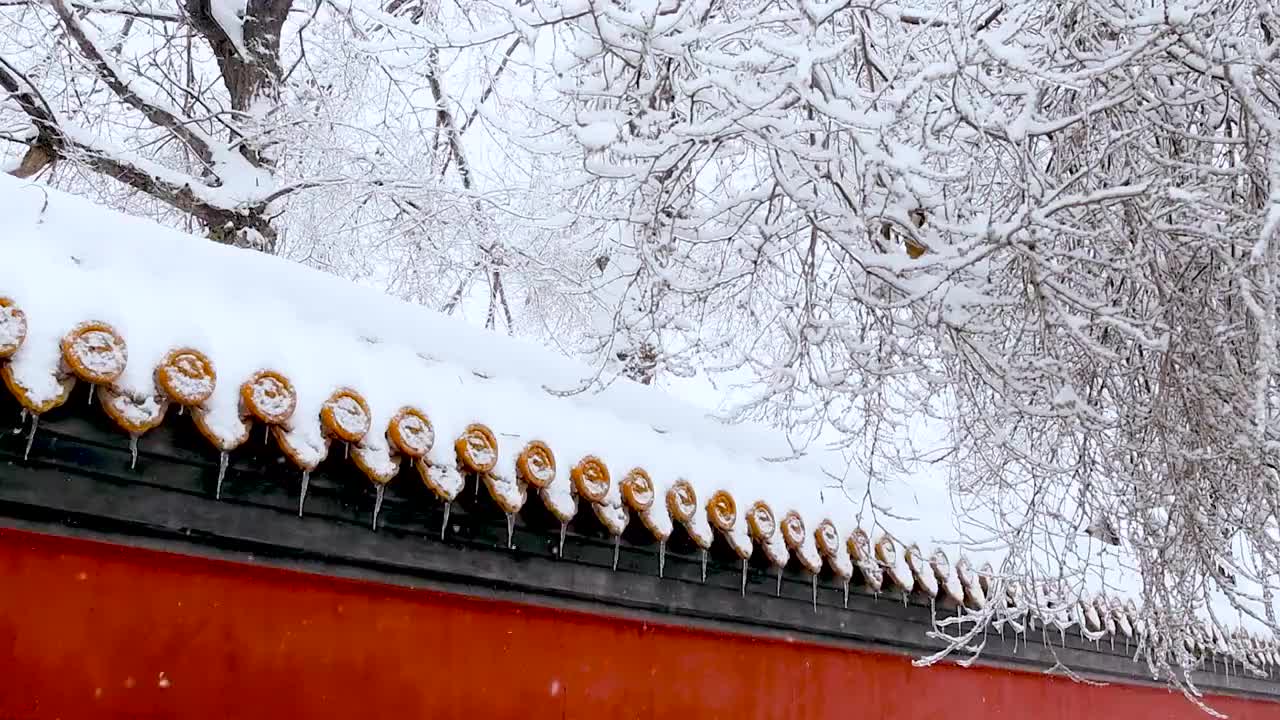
23, 414, 38, 461
658, 540, 666, 578
297, 471, 310, 517
263, 424, 270, 444
215, 451, 228, 500
507, 513, 516, 549
371, 484, 385, 530
129, 435, 139, 470
87, 384, 95, 405
740, 558, 748, 596
178, 405, 185, 416
902, 592, 908, 607
557, 522, 567, 556
612, 535, 620, 571
811, 574, 818, 612
344, 442, 350, 460
440, 502, 451, 540
776, 567, 783, 597
1060, 627, 1066, 646
700, 549, 707, 582
1109, 635, 1114, 651
843, 580, 849, 608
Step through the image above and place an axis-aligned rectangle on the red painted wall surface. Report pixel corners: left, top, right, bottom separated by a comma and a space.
0, 527, 1273, 720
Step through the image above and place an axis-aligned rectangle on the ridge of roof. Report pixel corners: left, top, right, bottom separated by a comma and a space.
1, 176, 1277, 676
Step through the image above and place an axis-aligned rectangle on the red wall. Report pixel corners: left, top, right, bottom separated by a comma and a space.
0, 527, 1273, 719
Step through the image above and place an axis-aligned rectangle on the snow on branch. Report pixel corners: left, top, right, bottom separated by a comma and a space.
0, 0, 182, 22
47, 0, 216, 166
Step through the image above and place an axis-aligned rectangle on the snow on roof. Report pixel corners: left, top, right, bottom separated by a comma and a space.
0, 176, 865, 553
0, 176, 1276, 669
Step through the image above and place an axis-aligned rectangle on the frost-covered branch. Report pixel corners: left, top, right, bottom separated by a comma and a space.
458, 0, 1280, 701
0, 0, 182, 22
47, 0, 215, 164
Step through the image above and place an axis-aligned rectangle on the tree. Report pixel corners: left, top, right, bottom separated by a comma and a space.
458, 0, 1280, 702
0, 0, 566, 338
0, 0, 299, 247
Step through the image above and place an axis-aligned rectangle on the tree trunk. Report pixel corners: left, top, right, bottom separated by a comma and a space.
183, 0, 293, 249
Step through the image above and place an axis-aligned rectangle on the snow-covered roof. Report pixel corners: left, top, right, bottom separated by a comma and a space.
0, 176, 874, 564
1, 176, 1277, 672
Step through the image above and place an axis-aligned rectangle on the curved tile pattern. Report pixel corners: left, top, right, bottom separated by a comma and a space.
0, 297, 1276, 675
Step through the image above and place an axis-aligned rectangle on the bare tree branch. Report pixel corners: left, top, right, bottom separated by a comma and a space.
47, 0, 215, 164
